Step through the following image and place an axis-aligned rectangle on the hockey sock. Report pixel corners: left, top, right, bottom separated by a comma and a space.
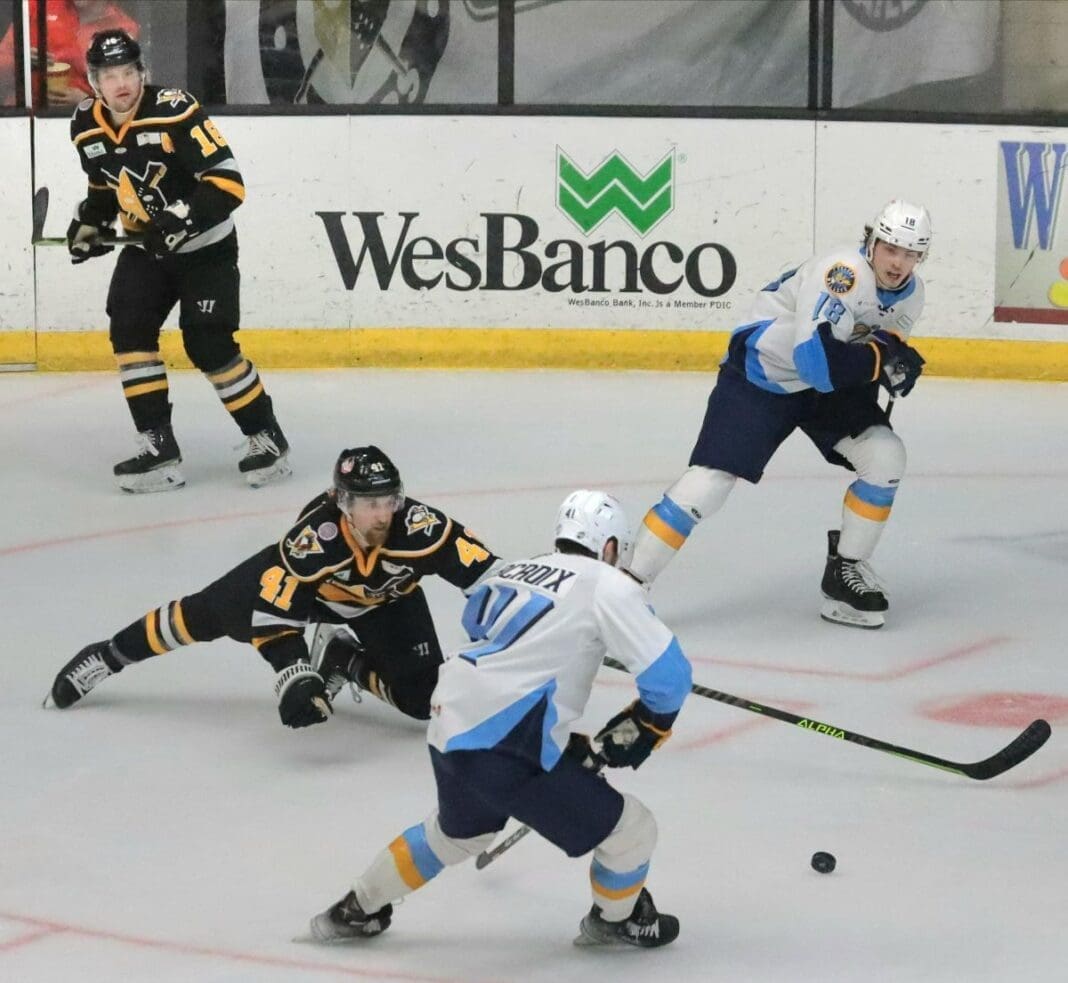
116, 350, 171, 431
205, 356, 272, 434
839, 479, 896, 559
353, 812, 494, 913
111, 599, 198, 662
629, 467, 735, 584
589, 794, 657, 921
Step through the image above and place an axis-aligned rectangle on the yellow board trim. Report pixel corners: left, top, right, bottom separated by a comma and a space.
4, 330, 1068, 380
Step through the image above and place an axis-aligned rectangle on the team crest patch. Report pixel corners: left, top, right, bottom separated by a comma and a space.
405, 504, 441, 537
84, 141, 106, 158
155, 88, 189, 107
286, 525, 324, 558
317, 521, 338, 541
825, 263, 856, 295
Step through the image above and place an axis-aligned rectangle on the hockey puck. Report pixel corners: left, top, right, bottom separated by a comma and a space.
811, 851, 836, 873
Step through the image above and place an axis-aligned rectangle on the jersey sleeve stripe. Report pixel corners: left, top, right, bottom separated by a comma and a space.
201, 174, 246, 202
635, 637, 692, 714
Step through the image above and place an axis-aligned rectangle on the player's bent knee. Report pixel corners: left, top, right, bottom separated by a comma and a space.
181, 325, 240, 372
837, 426, 906, 485
668, 466, 736, 521
593, 794, 657, 870
424, 811, 496, 865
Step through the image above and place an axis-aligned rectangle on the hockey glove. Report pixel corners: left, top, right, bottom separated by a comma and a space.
564, 732, 607, 771
66, 218, 114, 264
144, 200, 199, 256
874, 331, 925, 399
595, 701, 673, 770
274, 662, 333, 729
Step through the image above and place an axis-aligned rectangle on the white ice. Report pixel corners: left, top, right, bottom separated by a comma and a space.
1, 369, 1066, 983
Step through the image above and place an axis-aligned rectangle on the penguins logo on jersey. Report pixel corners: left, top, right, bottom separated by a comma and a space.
286, 525, 325, 559
156, 88, 190, 107
404, 503, 441, 538
102, 162, 170, 223
825, 263, 857, 295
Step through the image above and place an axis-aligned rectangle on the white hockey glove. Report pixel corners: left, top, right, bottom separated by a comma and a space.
274, 662, 333, 728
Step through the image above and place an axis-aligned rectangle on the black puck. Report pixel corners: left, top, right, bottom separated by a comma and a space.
811, 851, 836, 873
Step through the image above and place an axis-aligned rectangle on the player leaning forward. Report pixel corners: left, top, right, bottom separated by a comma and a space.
309, 490, 693, 948
630, 200, 932, 628
67, 29, 289, 491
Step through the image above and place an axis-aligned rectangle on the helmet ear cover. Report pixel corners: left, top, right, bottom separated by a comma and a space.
554, 489, 632, 563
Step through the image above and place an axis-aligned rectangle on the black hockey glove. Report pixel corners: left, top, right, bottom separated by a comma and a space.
274, 662, 333, 729
564, 732, 607, 771
595, 700, 673, 770
66, 218, 114, 264
144, 200, 199, 256
874, 330, 925, 399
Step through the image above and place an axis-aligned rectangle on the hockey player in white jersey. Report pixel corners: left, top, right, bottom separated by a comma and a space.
629, 199, 931, 628
308, 490, 692, 948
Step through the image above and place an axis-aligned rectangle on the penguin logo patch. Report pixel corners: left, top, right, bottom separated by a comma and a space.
286, 525, 324, 558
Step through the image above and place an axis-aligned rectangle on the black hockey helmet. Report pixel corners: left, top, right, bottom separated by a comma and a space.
86, 30, 143, 72
333, 446, 404, 510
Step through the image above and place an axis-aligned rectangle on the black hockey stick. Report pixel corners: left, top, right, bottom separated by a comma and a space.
602, 658, 1050, 781
31, 185, 144, 246
475, 735, 606, 870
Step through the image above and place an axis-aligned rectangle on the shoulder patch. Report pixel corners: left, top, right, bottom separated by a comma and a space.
404, 503, 442, 538
317, 521, 339, 542
825, 262, 856, 295
155, 88, 191, 107
285, 524, 324, 559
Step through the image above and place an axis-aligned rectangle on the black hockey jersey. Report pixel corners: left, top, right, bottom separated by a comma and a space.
70, 83, 244, 251
249, 493, 499, 666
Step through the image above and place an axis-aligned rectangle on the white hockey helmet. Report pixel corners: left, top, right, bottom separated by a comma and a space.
866, 199, 932, 261
555, 489, 632, 563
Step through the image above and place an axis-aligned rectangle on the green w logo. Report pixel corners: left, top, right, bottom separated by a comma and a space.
556, 149, 674, 237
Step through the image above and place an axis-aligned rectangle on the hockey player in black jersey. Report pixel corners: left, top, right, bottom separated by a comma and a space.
67, 29, 290, 492
46, 446, 501, 728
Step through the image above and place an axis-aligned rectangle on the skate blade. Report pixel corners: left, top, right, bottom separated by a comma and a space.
117, 465, 186, 494
820, 600, 884, 629
42, 690, 56, 709
244, 458, 293, 488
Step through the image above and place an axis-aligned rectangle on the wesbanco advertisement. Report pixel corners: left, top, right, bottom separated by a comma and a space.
4, 114, 1068, 377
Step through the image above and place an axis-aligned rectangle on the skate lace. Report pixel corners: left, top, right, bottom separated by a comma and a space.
241, 431, 280, 459
627, 917, 661, 939
135, 432, 162, 460
841, 558, 884, 595
69, 653, 112, 695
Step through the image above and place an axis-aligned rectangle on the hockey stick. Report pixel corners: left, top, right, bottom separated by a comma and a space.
602, 658, 1050, 781
30, 185, 144, 246
475, 736, 606, 871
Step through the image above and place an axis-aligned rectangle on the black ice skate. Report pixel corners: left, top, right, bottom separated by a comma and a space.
574, 888, 679, 949
113, 424, 184, 493
309, 625, 366, 702
820, 530, 888, 629
308, 890, 392, 943
238, 418, 291, 488
45, 641, 124, 709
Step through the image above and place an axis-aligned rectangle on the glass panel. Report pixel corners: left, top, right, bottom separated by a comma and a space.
0, 0, 22, 105
1000, 0, 1068, 113
515, 0, 810, 108
221, 0, 494, 105
831, 0, 1002, 112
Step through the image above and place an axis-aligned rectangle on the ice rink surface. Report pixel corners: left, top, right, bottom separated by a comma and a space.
1, 368, 1066, 983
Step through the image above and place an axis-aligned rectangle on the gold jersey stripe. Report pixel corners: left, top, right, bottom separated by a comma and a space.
222, 380, 264, 412
202, 174, 246, 202
123, 379, 170, 398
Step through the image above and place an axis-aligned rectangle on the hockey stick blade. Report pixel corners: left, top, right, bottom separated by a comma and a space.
601, 657, 1052, 781
475, 824, 533, 870
31, 187, 49, 241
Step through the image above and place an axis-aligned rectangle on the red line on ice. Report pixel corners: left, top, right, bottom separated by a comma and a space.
0, 926, 62, 952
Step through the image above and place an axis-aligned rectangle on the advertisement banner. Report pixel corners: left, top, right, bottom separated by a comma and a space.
995, 139, 1068, 324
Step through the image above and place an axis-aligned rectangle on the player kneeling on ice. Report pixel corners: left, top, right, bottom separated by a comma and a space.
46, 446, 500, 727
629, 199, 932, 629
309, 490, 692, 949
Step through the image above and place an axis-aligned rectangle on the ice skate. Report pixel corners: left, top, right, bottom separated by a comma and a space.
820, 530, 888, 629
574, 888, 678, 948
45, 641, 123, 709
239, 418, 291, 488
113, 424, 184, 493
308, 890, 392, 943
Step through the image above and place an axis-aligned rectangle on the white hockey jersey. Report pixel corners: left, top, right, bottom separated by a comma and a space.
724, 245, 926, 394
427, 552, 692, 769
